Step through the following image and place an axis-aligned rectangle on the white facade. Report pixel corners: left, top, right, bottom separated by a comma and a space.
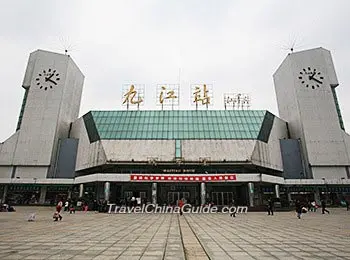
0, 50, 84, 179
274, 47, 350, 179
0, 47, 349, 188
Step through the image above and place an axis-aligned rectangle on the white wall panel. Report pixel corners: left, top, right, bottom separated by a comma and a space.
0, 132, 19, 165
251, 117, 288, 171
312, 166, 347, 179
0, 167, 12, 178
70, 118, 107, 171
15, 166, 48, 179
102, 140, 175, 162
182, 140, 256, 161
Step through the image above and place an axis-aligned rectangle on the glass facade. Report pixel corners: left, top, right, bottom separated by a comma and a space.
175, 140, 181, 158
331, 87, 345, 130
16, 89, 29, 131
83, 110, 273, 142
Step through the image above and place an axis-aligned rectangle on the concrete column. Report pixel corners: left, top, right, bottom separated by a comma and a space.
314, 188, 321, 205
248, 182, 254, 207
287, 191, 292, 204
67, 189, 72, 199
2, 185, 8, 203
104, 182, 110, 202
39, 186, 47, 204
79, 184, 84, 198
275, 184, 280, 199
152, 183, 157, 204
200, 182, 206, 205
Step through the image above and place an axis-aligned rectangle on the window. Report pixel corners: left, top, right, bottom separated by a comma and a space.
175, 140, 181, 158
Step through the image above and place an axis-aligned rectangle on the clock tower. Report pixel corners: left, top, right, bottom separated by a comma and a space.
0, 50, 84, 179
273, 47, 350, 179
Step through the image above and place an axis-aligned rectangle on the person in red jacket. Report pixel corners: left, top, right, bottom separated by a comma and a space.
178, 199, 184, 216
54, 200, 63, 221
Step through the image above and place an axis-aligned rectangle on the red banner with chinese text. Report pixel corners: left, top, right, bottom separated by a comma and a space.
130, 174, 236, 182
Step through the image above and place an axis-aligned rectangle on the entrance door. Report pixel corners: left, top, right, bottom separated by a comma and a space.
211, 192, 234, 205
167, 192, 189, 205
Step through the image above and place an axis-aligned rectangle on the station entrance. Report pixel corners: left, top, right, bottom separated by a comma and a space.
158, 183, 199, 206
167, 192, 190, 205
211, 192, 234, 206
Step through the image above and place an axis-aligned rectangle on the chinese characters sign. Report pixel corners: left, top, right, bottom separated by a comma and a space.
130, 174, 237, 182
156, 84, 179, 107
224, 93, 251, 110
122, 84, 145, 108
121, 83, 251, 110
191, 84, 213, 108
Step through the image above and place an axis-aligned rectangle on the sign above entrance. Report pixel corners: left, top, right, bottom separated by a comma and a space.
130, 174, 237, 182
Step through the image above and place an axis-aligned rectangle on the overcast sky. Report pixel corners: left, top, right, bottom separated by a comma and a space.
1, 0, 350, 142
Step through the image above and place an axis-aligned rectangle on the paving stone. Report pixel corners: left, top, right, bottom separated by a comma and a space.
0, 206, 349, 260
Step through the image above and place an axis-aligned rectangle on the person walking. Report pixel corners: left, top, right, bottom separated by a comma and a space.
230, 199, 236, 217
267, 198, 274, 216
178, 198, 184, 216
64, 200, 69, 212
295, 200, 302, 219
321, 199, 330, 214
54, 200, 63, 221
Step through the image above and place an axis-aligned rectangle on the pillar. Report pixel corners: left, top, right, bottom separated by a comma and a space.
67, 189, 72, 199
152, 183, 157, 204
2, 185, 8, 203
200, 182, 206, 205
275, 184, 280, 199
104, 182, 110, 202
248, 182, 254, 207
314, 188, 321, 205
79, 184, 84, 198
287, 191, 292, 205
39, 186, 47, 204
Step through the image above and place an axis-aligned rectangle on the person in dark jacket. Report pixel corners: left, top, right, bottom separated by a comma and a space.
321, 199, 330, 214
267, 199, 274, 216
295, 200, 302, 219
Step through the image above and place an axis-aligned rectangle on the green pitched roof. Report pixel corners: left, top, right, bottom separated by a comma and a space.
83, 110, 275, 142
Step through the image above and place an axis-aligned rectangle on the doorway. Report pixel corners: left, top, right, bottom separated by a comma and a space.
211, 192, 234, 205
167, 191, 190, 205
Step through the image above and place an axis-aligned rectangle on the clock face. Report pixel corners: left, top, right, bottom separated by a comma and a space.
35, 69, 60, 91
298, 67, 324, 89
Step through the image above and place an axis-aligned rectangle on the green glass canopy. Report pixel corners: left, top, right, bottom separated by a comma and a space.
83, 110, 275, 143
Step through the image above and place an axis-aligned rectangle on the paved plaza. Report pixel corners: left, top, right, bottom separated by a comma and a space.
0, 207, 349, 260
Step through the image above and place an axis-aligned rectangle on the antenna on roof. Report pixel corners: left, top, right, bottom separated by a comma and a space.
281, 34, 306, 54
58, 36, 78, 56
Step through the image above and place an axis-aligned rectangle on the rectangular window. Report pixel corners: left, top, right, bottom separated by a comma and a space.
175, 140, 181, 158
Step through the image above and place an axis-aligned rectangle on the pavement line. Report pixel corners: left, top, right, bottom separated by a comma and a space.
178, 215, 210, 260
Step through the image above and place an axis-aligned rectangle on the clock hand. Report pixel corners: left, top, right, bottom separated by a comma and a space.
47, 79, 57, 85
309, 72, 316, 80
311, 78, 322, 84
44, 73, 55, 82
